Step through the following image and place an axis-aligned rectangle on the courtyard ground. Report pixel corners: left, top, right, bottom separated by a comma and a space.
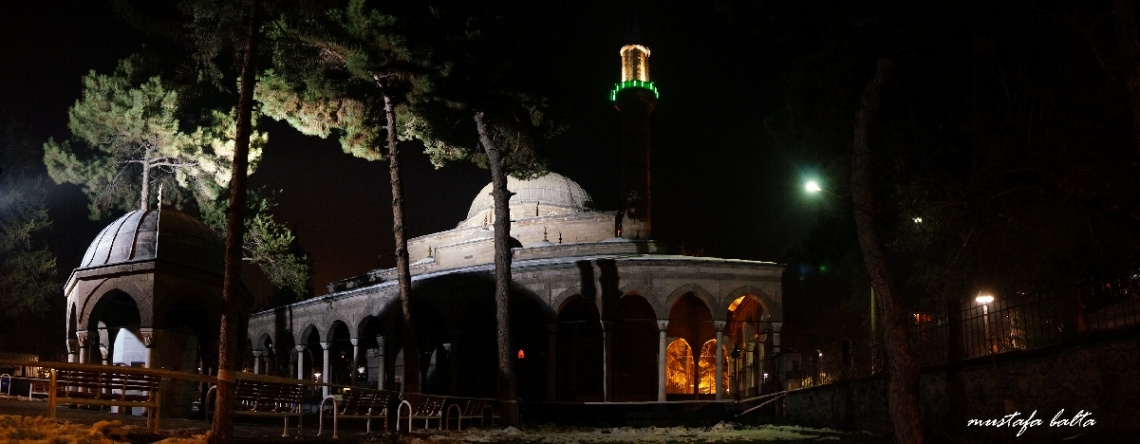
0, 396, 889, 443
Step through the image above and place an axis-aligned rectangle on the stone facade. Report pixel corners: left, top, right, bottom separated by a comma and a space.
782, 330, 1140, 441
247, 172, 785, 404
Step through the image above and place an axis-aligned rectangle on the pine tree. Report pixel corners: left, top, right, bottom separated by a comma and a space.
0, 118, 58, 320
258, 0, 434, 394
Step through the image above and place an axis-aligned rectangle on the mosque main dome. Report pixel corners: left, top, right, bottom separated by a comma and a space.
78, 209, 224, 273
465, 172, 593, 221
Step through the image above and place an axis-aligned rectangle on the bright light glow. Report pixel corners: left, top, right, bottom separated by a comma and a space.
313, 372, 322, 382
728, 295, 746, 312
620, 44, 651, 82
913, 217, 923, 224
805, 180, 822, 193
517, 349, 525, 359
975, 293, 994, 304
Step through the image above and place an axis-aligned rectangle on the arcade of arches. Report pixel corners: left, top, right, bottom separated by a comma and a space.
248, 255, 784, 403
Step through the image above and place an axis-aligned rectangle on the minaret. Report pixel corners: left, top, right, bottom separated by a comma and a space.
611, 26, 658, 239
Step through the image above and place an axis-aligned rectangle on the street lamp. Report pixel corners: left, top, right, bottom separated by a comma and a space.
976, 293, 996, 354
805, 180, 822, 194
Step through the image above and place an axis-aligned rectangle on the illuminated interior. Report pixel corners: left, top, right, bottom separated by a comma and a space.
665, 338, 694, 394
697, 340, 728, 394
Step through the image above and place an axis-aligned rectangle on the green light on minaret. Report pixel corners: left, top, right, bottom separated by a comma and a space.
610, 44, 659, 101
610, 80, 659, 101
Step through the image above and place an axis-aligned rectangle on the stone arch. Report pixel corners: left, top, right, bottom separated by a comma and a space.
722, 288, 773, 397
297, 324, 323, 381
664, 284, 719, 321
723, 285, 778, 320
84, 290, 142, 364
556, 294, 603, 401
618, 285, 665, 319
512, 294, 551, 402
326, 321, 354, 387
665, 291, 716, 397
77, 280, 151, 331
610, 292, 657, 401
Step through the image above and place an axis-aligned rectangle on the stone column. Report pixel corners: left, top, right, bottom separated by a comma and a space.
656, 320, 668, 402
252, 351, 264, 375
295, 345, 307, 380
320, 341, 331, 398
139, 329, 155, 368
771, 322, 782, 354
601, 320, 613, 402
349, 338, 360, 384
746, 342, 756, 396
714, 321, 726, 400
100, 345, 110, 366
77, 331, 91, 364
545, 323, 558, 402
66, 338, 79, 363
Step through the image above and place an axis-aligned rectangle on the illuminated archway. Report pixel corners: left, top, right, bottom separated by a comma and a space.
665, 338, 693, 394
697, 340, 728, 395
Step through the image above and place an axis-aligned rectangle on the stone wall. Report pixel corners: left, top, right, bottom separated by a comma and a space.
782, 330, 1140, 441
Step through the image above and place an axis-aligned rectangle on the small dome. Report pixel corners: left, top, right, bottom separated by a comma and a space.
78, 209, 224, 272
466, 172, 593, 220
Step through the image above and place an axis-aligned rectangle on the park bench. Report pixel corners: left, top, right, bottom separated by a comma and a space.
396, 393, 448, 431
206, 379, 305, 438
28, 379, 49, 399
48, 368, 162, 432
445, 397, 499, 430
317, 387, 398, 438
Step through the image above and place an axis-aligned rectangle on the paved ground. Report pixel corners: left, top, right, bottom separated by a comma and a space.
1, 395, 894, 443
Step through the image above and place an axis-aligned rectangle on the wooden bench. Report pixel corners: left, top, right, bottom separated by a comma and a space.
49, 368, 162, 432
28, 379, 49, 399
396, 393, 448, 431
206, 379, 305, 438
317, 388, 397, 438
445, 397, 498, 430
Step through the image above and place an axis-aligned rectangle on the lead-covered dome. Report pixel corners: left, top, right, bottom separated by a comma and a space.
78, 209, 224, 272
466, 172, 593, 220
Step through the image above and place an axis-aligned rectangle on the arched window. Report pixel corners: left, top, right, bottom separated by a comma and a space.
665, 338, 693, 394
697, 340, 728, 394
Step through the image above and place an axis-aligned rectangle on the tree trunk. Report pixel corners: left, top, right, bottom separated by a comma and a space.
140, 149, 150, 211
851, 58, 924, 444
210, 2, 259, 442
474, 111, 518, 426
385, 92, 419, 395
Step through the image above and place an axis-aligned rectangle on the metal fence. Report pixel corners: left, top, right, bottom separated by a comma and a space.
800, 288, 1140, 388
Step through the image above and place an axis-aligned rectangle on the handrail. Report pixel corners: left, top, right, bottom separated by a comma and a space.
317, 395, 339, 438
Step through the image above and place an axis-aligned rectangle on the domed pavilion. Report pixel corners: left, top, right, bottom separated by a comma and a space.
64, 209, 250, 375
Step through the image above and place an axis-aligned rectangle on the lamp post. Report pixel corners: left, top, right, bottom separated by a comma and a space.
976, 293, 995, 354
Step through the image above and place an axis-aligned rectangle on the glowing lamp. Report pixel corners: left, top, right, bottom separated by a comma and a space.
517, 349, 525, 359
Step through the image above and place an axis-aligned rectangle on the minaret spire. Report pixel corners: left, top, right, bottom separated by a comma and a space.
611, 18, 658, 239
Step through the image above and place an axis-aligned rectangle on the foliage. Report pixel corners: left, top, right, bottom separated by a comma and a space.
43, 55, 267, 219
43, 55, 309, 295
0, 118, 58, 318
201, 190, 309, 296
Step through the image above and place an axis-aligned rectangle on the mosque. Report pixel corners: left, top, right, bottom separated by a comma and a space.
62, 37, 788, 411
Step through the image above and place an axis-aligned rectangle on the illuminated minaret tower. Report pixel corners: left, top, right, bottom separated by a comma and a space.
610, 27, 659, 239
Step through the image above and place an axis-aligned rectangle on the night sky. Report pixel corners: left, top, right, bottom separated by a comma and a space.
2, 1, 819, 298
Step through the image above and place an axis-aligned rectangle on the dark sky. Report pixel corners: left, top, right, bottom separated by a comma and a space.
2, 1, 821, 297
